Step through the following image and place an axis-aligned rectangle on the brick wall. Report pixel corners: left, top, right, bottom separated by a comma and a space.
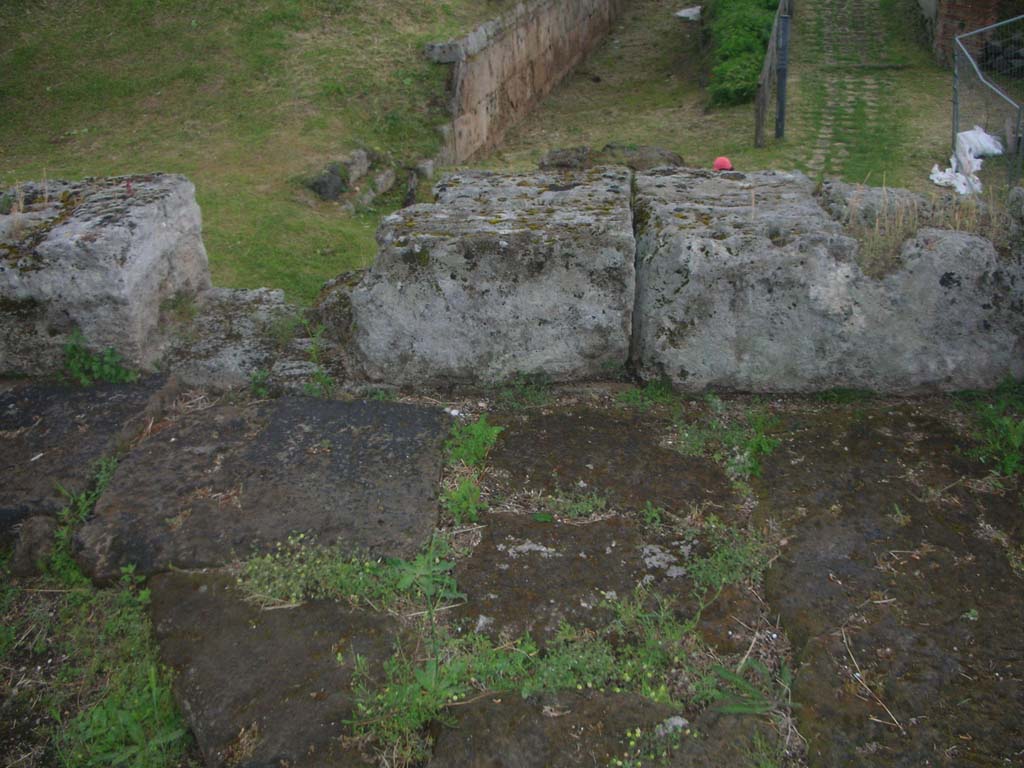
934, 0, 1001, 64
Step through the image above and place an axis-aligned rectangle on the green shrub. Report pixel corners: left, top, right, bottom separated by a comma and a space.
705, 0, 778, 105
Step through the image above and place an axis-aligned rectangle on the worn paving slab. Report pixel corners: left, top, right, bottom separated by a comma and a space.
150, 570, 390, 768
489, 407, 735, 512
75, 397, 448, 581
757, 401, 1024, 767
429, 691, 769, 768
0, 379, 163, 531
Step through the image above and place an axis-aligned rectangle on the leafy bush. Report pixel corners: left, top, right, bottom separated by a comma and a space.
705, 0, 778, 105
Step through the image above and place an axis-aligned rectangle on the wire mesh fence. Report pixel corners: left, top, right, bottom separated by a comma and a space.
953, 14, 1024, 194
754, 0, 793, 148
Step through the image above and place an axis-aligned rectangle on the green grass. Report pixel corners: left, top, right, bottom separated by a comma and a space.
1, 461, 191, 768
542, 488, 609, 519
0, 0, 513, 304
441, 475, 486, 525
960, 379, 1024, 477
492, 0, 951, 193
617, 379, 676, 410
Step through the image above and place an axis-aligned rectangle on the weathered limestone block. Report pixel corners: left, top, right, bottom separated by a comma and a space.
0, 174, 210, 375
348, 167, 636, 384
632, 169, 1024, 392
74, 397, 448, 581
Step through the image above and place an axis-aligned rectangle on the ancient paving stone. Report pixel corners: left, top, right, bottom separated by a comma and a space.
428, 692, 769, 768
0, 174, 210, 376
348, 167, 635, 384
163, 287, 299, 391
632, 168, 1024, 392
150, 570, 387, 768
0, 379, 163, 530
454, 513, 696, 644
757, 403, 1024, 766
489, 407, 735, 512
75, 397, 448, 581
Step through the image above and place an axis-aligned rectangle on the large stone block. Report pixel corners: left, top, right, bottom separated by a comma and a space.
632, 168, 1024, 392
0, 174, 210, 375
348, 167, 636, 384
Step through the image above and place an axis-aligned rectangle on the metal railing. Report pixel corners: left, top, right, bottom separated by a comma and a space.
953, 14, 1024, 192
754, 0, 792, 148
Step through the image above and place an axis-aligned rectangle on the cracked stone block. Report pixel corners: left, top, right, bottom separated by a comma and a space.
348, 167, 636, 384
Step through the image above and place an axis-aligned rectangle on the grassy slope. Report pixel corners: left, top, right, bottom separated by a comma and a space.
490, 0, 952, 193
0, 0, 511, 304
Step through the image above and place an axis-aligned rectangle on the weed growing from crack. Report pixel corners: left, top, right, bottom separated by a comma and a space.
675, 395, 780, 485
62, 329, 139, 387
301, 320, 335, 398
49, 457, 119, 586
542, 488, 608, 519
445, 415, 503, 468
617, 379, 676, 410
495, 372, 551, 410
441, 475, 486, 525
249, 368, 271, 398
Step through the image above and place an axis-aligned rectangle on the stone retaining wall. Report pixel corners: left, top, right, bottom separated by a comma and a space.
426, 0, 630, 163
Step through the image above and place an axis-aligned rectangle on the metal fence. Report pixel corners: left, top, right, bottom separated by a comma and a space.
953, 14, 1024, 193
754, 0, 792, 148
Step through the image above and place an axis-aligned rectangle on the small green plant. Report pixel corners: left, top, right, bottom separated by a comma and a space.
445, 415, 504, 467
249, 368, 271, 398
301, 321, 335, 398
303, 367, 335, 399
960, 608, 979, 622
617, 379, 676, 410
687, 521, 770, 604
49, 457, 119, 586
888, 503, 911, 527
238, 534, 407, 610
705, 659, 793, 717
62, 330, 139, 387
543, 488, 608, 519
675, 396, 780, 483
442, 475, 486, 525
641, 501, 664, 527
496, 372, 551, 410
968, 383, 1024, 477
609, 724, 687, 768
364, 388, 397, 401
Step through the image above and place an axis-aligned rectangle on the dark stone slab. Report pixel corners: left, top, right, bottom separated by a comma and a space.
758, 403, 1024, 766
150, 570, 389, 767
428, 692, 769, 768
489, 408, 735, 513
0, 379, 162, 531
76, 397, 448, 581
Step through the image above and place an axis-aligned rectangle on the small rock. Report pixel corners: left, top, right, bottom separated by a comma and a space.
11, 516, 57, 576
307, 162, 348, 201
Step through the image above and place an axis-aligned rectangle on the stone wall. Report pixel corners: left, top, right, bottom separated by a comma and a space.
426, 0, 630, 163
330, 166, 1024, 392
